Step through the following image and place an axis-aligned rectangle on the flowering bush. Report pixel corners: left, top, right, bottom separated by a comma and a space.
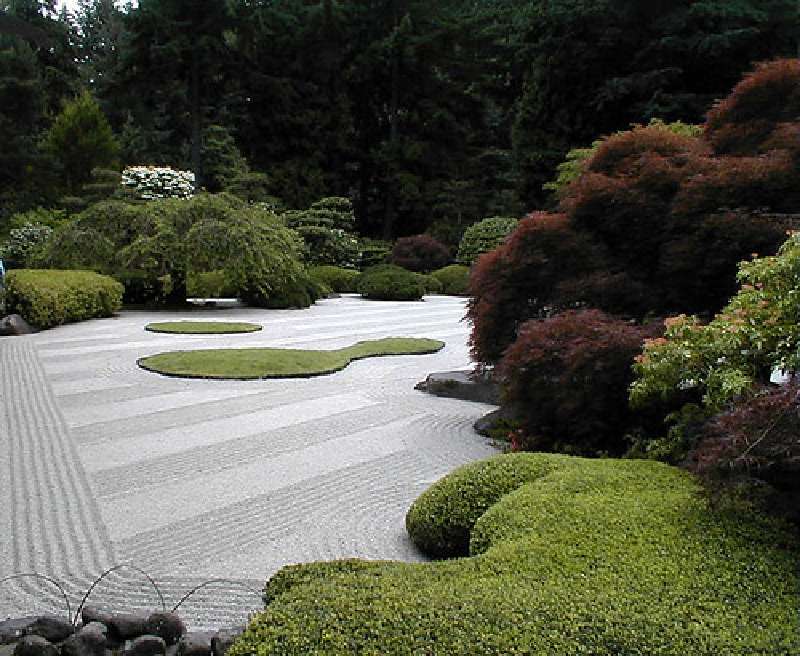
0, 222, 54, 268
121, 166, 195, 200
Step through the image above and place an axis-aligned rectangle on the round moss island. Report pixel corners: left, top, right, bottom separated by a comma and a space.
145, 321, 263, 334
137, 337, 444, 379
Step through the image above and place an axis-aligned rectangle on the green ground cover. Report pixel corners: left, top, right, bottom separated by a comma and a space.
145, 321, 262, 334
138, 337, 444, 379
229, 453, 800, 655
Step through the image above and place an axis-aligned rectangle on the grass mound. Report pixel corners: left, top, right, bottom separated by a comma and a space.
145, 321, 262, 334
138, 337, 444, 379
229, 454, 800, 655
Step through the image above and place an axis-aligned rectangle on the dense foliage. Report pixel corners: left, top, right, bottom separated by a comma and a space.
283, 197, 360, 268
389, 234, 450, 273
0, 222, 52, 268
429, 264, 469, 296
355, 264, 426, 301
4, 268, 122, 329
455, 216, 517, 265
230, 453, 800, 655
308, 265, 361, 294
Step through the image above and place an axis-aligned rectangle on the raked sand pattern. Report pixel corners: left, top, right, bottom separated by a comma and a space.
0, 295, 498, 629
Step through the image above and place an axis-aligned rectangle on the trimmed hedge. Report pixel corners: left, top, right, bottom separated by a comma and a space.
430, 264, 470, 296
356, 265, 426, 301
456, 216, 517, 265
5, 269, 123, 329
229, 454, 800, 655
308, 265, 361, 293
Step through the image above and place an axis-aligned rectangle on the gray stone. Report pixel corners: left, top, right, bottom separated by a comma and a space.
80, 609, 112, 630
60, 624, 106, 656
176, 633, 212, 656
210, 629, 242, 656
415, 370, 500, 405
108, 613, 149, 641
0, 314, 35, 337
144, 614, 185, 647
0, 618, 38, 645
122, 636, 165, 656
473, 406, 519, 437
14, 636, 59, 656
23, 617, 74, 644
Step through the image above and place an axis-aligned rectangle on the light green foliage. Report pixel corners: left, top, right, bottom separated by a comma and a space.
308, 266, 361, 293
456, 216, 517, 265
355, 265, 427, 301
0, 223, 53, 268
145, 321, 261, 334
5, 269, 123, 329
186, 270, 238, 298
229, 453, 800, 655
44, 90, 119, 194
283, 197, 360, 268
138, 337, 444, 379
543, 119, 704, 196
631, 232, 800, 412
429, 264, 470, 295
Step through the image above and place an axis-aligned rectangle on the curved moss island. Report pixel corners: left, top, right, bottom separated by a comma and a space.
138, 337, 444, 379
228, 453, 799, 655
145, 321, 263, 334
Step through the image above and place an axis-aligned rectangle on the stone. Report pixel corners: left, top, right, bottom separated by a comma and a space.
60, 624, 106, 656
414, 370, 500, 405
14, 636, 58, 656
80, 609, 112, 630
210, 629, 243, 656
144, 614, 185, 647
473, 405, 520, 437
0, 314, 35, 337
108, 613, 149, 641
23, 617, 74, 644
176, 633, 212, 656
121, 636, 165, 656
0, 618, 38, 645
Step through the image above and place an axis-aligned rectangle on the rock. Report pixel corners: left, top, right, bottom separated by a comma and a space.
210, 629, 243, 656
0, 314, 35, 337
14, 636, 59, 656
0, 618, 38, 645
473, 406, 519, 437
23, 617, 74, 644
144, 614, 185, 647
61, 624, 106, 656
121, 636, 165, 656
108, 614, 149, 641
80, 609, 112, 629
177, 633, 212, 656
414, 370, 500, 405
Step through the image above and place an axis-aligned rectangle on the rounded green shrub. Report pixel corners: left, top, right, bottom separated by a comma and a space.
356, 265, 426, 301
420, 274, 443, 295
308, 265, 361, 293
187, 270, 238, 298
405, 453, 565, 557
456, 216, 517, 265
429, 264, 470, 295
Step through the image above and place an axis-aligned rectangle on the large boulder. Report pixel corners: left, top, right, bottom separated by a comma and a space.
415, 370, 500, 405
0, 314, 35, 337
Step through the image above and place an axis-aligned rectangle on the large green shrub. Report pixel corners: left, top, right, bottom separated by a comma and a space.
0, 222, 53, 268
5, 269, 123, 329
308, 266, 360, 293
229, 453, 799, 655
429, 264, 470, 295
355, 265, 426, 301
283, 197, 361, 268
456, 216, 517, 265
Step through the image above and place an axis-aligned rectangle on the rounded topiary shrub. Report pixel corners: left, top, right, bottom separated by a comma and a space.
389, 234, 450, 272
406, 453, 567, 558
308, 265, 361, 293
356, 264, 426, 301
456, 216, 517, 265
430, 264, 470, 295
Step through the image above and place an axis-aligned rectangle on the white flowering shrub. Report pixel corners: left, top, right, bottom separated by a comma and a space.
121, 166, 195, 200
0, 222, 54, 268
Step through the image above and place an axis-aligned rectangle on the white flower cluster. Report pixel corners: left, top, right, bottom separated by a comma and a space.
121, 166, 195, 200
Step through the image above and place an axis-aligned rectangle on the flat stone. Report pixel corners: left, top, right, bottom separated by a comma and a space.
0, 618, 38, 645
14, 636, 58, 656
473, 406, 519, 437
177, 633, 212, 656
122, 636, 165, 656
144, 615, 185, 647
108, 613, 149, 641
0, 314, 36, 337
23, 617, 74, 644
210, 629, 242, 656
415, 370, 500, 405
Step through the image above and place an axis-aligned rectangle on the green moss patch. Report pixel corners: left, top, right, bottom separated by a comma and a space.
138, 337, 444, 379
229, 454, 800, 655
145, 321, 262, 334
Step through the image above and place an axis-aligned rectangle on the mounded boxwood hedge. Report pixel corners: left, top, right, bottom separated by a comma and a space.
355, 265, 426, 301
429, 264, 470, 296
229, 454, 800, 655
308, 265, 361, 293
5, 269, 123, 329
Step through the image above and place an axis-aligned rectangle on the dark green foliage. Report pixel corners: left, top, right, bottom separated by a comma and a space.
456, 216, 517, 265
356, 264, 426, 301
429, 264, 469, 296
112, 269, 163, 306
0, 222, 53, 268
308, 265, 360, 293
389, 234, 450, 273
223, 171, 277, 204
186, 269, 237, 298
229, 453, 800, 655
358, 238, 392, 269
200, 124, 248, 193
283, 197, 360, 268
5, 268, 123, 329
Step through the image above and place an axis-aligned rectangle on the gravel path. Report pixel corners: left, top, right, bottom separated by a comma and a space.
0, 295, 498, 628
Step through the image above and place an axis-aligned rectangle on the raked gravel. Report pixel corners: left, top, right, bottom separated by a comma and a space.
0, 295, 498, 629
